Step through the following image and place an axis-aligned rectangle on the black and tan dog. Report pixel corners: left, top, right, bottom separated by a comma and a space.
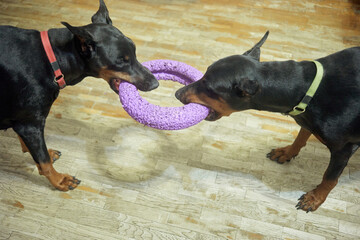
0, 0, 158, 191
176, 31, 360, 212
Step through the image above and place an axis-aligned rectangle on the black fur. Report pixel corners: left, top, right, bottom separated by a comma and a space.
0, 0, 158, 190
176, 31, 360, 211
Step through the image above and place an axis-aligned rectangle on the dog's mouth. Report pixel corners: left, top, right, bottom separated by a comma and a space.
205, 107, 222, 121
110, 78, 122, 93
110, 77, 159, 93
175, 90, 223, 121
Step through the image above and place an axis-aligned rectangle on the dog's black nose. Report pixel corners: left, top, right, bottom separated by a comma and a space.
175, 88, 183, 101
149, 79, 159, 91
139, 80, 159, 92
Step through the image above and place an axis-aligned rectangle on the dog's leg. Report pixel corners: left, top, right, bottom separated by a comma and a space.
267, 127, 311, 164
14, 123, 80, 191
17, 135, 62, 174
296, 143, 358, 212
18, 134, 61, 160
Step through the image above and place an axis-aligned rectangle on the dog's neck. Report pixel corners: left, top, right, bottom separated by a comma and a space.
47, 28, 88, 86
251, 60, 317, 114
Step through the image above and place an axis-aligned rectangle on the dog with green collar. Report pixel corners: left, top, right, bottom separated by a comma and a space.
176, 31, 360, 212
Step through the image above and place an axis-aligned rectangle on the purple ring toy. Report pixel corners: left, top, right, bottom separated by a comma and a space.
118, 59, 210, 130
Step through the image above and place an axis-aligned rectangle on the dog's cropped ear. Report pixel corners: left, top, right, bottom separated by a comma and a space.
243, 31, 269, 61
61, 22, 96, 59
91, 0, 112, 25
234, 78, 259, 97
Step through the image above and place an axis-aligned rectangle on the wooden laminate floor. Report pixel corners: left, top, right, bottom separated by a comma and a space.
1, 0, 360, 239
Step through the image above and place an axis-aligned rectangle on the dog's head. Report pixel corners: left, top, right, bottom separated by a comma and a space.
61, 0, 158, 92
175, 31, 269, 121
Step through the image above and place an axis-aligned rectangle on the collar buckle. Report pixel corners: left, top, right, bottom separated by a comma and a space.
292, 106, 306, 114
54, 74, 66, 89
288, 60, 324, 116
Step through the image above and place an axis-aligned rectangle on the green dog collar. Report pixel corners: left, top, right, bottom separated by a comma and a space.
288, 60, 324, 116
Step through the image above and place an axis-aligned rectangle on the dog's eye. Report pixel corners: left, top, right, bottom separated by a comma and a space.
116, 57, 130, 65
116, 58, 125, 64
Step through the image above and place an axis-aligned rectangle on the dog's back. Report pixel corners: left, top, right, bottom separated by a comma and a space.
320, 46, 360, 82
0, 26, 51, 129
0, 26, 42, 70
315, 47, 360, 116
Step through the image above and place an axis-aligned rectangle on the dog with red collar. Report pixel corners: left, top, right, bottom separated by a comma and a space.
0, 0, 158, 191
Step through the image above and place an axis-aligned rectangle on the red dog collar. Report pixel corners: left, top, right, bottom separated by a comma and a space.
40, 31, 66, 89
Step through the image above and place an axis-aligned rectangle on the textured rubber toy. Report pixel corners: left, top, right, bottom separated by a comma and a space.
118, 59, 210, 130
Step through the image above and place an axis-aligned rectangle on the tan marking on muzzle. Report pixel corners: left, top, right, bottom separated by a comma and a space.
98, 67, 132, 84
184, 91, 236, 118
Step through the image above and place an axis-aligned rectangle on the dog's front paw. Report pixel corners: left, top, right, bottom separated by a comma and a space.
296, 190, 325, 213
267, 146, 298, 164
39, 163, 81, 191
48, 174, 81, 191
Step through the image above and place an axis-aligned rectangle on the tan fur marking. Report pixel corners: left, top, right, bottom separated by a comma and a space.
98, 67, 132, 84
185, 91, 236, 118
39, 163, 79, 191
17, 135, 29, 153
269, 127, 312, 163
